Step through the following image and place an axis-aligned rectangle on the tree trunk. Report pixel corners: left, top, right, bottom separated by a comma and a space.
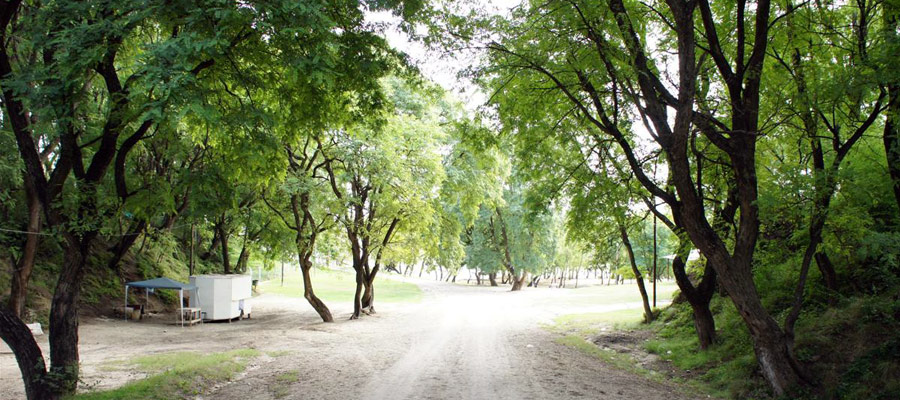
690, 299, 716, 350
0, 309, 57, 400
219, 223, 231, 274
300, 259, 332, 322
200, 228, 221, 260
721, 265, 807, 392
7, 177, 41, 317
619, 223, 654, 322
106, 219, 147, 272
488, 272, 498, 286
510, 271, 526, 291
235, 243, 250, 274
672, 253, 717, 349
48, 237, 92, 396
351, 266, 364, 319
815, 251, 837, 304
361, 277, 375, 313
494, 208, 523, 292
885, 69, 900, 214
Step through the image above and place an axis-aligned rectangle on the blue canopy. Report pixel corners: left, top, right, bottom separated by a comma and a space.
126, 277, 196, 291
124, 277, 198, 327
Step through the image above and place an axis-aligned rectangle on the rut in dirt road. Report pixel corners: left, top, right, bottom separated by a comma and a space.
362, 291, 524, 400
355, 282, 692, 400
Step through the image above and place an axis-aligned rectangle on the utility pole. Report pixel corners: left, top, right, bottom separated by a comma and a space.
189, 223, 195, 276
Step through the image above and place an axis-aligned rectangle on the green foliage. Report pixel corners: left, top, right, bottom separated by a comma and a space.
639, 286, 900, 400
646, 297, 765, 399
462, 180, 569, 277
134, 233, 190, 282
792, 294, 900, 400
836, 339, 900, 400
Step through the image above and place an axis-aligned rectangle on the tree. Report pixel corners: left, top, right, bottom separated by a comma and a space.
0, 0, 424, 396
763, 0, 887, 328
881, 0, 900, 214
563, 158, 657, 322
263, 136, 339, 322
454, 0, 823, 392
321, 78, 445, 318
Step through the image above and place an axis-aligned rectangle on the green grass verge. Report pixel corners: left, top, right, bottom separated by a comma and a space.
555, 334, 659, 378
258, 269, 422, 303
545, 284, 723, 400
551, 309, 645, 333
76, 349, 260, 399
550, 281, 680, 308
644, 297, 769, 399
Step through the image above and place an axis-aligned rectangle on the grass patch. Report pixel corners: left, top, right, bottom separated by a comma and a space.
555, 334, 656, 378
266, 350, 292, 358
546, 295, 733, 399
258, 269, 422, 303
644, 297, 766, 399
275, 370, 300, 384
76, 349, 260, 399
271, 370, 300, 399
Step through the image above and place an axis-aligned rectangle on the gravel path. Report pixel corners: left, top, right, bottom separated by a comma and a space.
1, 278, 695, 400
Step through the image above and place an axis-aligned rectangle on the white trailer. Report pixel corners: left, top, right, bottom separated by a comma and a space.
189, 274, 252, 321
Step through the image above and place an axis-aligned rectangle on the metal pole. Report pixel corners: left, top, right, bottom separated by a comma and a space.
653, 211, 657, 308
189, 223, 195, 276
124, 285, 128, 321
180, 289, 184, 327
652, 158, 659, 309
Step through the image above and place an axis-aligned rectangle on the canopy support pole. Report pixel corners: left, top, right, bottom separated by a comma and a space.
124, 285, 129, 321
180, 288, 184, 327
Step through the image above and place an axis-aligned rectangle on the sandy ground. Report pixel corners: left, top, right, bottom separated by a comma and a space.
1, 278, 696, 400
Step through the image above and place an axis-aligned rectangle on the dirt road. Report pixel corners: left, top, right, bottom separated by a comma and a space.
1, 279, 694, 400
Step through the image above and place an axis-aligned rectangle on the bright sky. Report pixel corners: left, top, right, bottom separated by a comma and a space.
366, 0, 523, 109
